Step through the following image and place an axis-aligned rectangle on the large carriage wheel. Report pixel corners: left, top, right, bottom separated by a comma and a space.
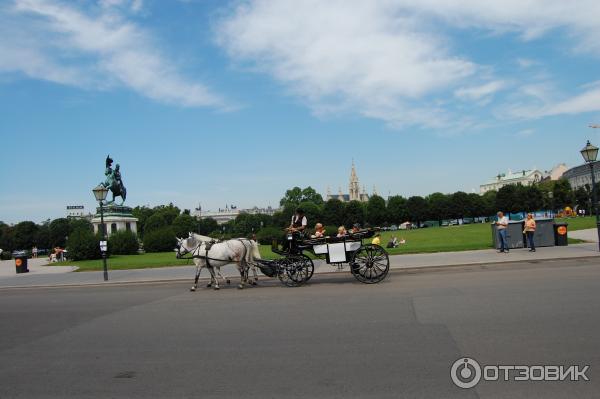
350, 244, 389, 284
278, 254, 313, 287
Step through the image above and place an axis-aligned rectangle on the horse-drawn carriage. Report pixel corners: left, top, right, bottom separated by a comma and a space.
254, 229, 390, 286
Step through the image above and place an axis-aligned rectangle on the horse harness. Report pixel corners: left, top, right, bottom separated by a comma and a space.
188, 238, 251, 269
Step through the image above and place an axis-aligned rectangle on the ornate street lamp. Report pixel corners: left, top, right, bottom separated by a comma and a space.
580, 140, 600, 251
92, 184, 109, 280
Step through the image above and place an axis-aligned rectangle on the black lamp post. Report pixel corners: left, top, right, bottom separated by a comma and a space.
580, 140, 600, 251
92, 184, 109, 280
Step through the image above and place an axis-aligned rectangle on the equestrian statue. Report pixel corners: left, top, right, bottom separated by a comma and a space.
101, 155, 127, 205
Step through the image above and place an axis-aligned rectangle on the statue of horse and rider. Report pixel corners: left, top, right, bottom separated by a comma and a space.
101, 155, 127, 205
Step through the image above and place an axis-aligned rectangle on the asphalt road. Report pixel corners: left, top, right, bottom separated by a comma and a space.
0, 259, 599, 398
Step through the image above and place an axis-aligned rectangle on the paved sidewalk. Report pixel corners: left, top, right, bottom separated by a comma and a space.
569, 228, 599, 242
1, 242, 599, 289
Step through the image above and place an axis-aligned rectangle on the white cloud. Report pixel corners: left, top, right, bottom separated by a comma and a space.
216, 0, 600, 128
0, 0, 225, 108
455, 81, 506, 102
515, 129, 534, 138
216, 0, 478, 128
516, 58, 537, 69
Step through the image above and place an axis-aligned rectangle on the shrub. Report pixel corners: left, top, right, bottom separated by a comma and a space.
67, 228, 102, 261
143, 227, 176, 253
255, 227, 284, 245
108, 230, 139, 255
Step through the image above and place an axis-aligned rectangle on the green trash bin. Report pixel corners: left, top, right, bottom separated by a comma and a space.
553, 223, 568, 246
15, 255, 29, 274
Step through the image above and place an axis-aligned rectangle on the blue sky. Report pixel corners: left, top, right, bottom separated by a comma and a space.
2, 0, 600, 223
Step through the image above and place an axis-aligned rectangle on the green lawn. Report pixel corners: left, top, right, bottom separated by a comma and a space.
62, 216, 593, 271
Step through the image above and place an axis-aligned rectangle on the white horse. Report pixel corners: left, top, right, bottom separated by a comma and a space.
190, 233, 261, 284
176, 234, 260, 291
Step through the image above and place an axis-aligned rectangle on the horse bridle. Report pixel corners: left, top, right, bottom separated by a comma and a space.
176, 238, 201, 259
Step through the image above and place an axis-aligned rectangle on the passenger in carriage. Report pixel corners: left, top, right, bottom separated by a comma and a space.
336, 226, 347, 237
312, 223, 326, 238
350, 223, 361, 234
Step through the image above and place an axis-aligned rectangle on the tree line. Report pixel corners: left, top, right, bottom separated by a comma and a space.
0, 178, 589, 258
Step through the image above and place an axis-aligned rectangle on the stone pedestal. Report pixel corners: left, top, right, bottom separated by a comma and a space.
92, 205, 138, 236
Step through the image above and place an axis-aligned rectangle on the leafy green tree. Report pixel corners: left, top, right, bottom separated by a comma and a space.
366, 195, 387, 226
427, 192, 450, 222
386, 195, 407, 224
481, 190, 497, 216
574, 186, 591, 213
49, 218, 70, 247
343, 200, 366, 227
132, 206, 155, 237
496, 185, 518, 213
466, 193, 484, 218
322, 199, 345, 226
144, 213, 168, 233
69, 218, 93, 233
273, 204, 296, 228
0, 222, 14, 253
198, 218, 219, 235
449, 191, 470, 221
34, 221, 50, 249
13, 221, 38, 250
406, 196, 428, 225
523, 185, 544, 212
153, 203, 181, 225
297, 201, 322, 228
552, 179, 574, 210
172, 214, 198, 237
279, 186, 323, 207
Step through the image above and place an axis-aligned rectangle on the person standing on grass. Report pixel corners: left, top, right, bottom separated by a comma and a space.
495, 211, 509, 253
524, 213, 536, 252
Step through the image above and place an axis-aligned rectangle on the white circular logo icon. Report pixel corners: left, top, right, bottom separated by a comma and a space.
451, 357, 482, 389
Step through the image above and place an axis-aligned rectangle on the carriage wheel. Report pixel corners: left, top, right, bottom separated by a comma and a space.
278, 255, 313, 287
290, 254, 314, 283
350, 244, 389, 284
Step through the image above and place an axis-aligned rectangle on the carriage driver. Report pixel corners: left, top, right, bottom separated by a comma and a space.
288, 208, 307, 233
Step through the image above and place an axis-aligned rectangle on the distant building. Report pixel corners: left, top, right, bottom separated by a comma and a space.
66, 205, 85, 218
193, 204, 278, 225
544, 163, 568, 181
563, 161, 600, 190
326, 162, 374, 202
480, 163, 567, 194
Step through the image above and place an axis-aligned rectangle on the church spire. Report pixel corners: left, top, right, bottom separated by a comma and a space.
349, 161, 360, 201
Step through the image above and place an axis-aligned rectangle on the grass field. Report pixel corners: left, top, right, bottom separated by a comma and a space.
62, 216, 594, 271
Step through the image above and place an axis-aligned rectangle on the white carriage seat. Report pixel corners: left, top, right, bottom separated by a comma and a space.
345, 241, 361, 252
313, 244, 328, 255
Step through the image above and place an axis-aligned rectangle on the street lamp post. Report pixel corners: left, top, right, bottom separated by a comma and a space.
580, 140, 600, 251
92, 184, 109, 280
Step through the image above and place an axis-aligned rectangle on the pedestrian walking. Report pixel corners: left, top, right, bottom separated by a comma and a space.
524, 213, 536, 252
495, 211, 509, 253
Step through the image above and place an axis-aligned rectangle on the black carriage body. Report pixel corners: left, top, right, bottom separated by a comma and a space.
260, 229, 389, 286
